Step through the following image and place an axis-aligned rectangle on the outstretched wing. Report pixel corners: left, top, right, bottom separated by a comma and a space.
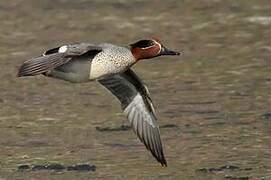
98, 69, 167, 166
18, 43, 102, 77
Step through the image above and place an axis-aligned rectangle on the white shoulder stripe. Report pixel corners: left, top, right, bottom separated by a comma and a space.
58, 45, 68, 53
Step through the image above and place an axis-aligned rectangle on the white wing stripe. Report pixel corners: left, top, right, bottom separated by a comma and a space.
124, 93, 156, 128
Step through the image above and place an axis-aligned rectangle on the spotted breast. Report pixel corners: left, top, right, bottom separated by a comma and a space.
89, 44, 136, 80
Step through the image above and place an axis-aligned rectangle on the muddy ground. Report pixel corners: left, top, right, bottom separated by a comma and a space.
0, 0, 271, 179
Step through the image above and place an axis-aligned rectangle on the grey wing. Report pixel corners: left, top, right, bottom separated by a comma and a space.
18, 43, 102, 77
18, 53, 71, 76
98, 69, 167, 166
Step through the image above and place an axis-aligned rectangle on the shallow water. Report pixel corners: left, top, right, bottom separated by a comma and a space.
0, 0, 271, 179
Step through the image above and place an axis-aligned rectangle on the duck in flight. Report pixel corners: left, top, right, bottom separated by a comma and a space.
18, 38, 180, 166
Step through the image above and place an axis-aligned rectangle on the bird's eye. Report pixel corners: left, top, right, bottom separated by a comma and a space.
131, 40, 155, 48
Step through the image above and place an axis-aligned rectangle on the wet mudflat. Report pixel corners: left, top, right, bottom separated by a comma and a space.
0, 0, 271, 179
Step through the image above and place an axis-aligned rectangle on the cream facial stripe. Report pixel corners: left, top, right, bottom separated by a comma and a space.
141, 44, 156, 50
140, 40, 162, 54
153, 40, 162, 54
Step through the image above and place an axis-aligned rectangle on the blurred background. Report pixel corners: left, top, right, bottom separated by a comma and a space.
0, 0, 271, 179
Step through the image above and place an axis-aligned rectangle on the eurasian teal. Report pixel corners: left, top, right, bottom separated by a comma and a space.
18, 39, 180, 166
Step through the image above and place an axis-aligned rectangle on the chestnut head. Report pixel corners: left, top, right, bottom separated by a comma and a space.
130, 39, 180, 60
